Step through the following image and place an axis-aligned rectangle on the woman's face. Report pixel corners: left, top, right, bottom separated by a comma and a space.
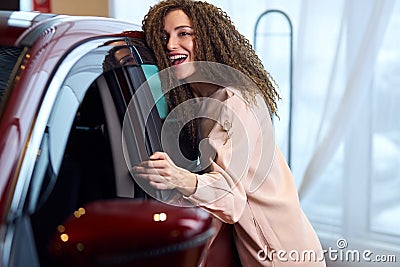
163, 9, 196, 80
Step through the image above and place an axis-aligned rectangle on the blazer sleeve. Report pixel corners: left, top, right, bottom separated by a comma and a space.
184, 93, 264, 224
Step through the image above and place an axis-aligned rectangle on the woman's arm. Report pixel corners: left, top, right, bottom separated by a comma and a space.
133, 91, 271, 224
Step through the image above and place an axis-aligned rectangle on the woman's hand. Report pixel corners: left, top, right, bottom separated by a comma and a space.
132, 151, 198, 196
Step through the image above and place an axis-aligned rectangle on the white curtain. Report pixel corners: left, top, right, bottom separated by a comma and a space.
295, 0, 395, 197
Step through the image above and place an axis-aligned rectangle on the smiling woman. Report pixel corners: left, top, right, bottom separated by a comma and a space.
138, 1, 326, 266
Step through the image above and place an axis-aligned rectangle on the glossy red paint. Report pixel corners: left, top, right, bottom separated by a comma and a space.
0, 11, 142, 224
49, 199, 213, 267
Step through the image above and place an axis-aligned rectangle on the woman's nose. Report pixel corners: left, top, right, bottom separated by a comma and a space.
166, 35, 178, 51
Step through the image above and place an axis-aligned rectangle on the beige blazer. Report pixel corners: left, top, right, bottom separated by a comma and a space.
183, 87, 326, 267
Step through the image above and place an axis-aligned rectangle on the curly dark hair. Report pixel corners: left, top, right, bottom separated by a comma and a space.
142, 0, 280, 157
142, 0, 280, 115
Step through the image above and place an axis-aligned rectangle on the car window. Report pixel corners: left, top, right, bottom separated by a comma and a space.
30, 80, 116, 266
142, 64, 168, 120
47, 86, 80, 173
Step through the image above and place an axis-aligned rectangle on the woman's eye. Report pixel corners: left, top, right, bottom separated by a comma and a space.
179, 31, 191, 37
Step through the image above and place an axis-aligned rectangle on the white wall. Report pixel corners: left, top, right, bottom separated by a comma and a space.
21, 0, 270, 43
108, 0, 159, 27
19, 0, 32, 11
108, 0, 268, 43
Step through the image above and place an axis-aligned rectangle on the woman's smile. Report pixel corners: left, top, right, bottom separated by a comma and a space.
163, 9, 195, 79
169, 53, 188, 65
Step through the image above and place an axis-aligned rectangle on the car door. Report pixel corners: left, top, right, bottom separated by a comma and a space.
3, 35, 167, 267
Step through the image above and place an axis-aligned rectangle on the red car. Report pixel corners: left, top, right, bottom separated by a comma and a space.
0, 11, 212, 267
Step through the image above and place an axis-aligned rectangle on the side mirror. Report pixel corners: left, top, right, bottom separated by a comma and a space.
49, 199, 213, 267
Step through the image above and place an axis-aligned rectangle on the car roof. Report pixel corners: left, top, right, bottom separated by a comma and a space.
0, 11, 142, 46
